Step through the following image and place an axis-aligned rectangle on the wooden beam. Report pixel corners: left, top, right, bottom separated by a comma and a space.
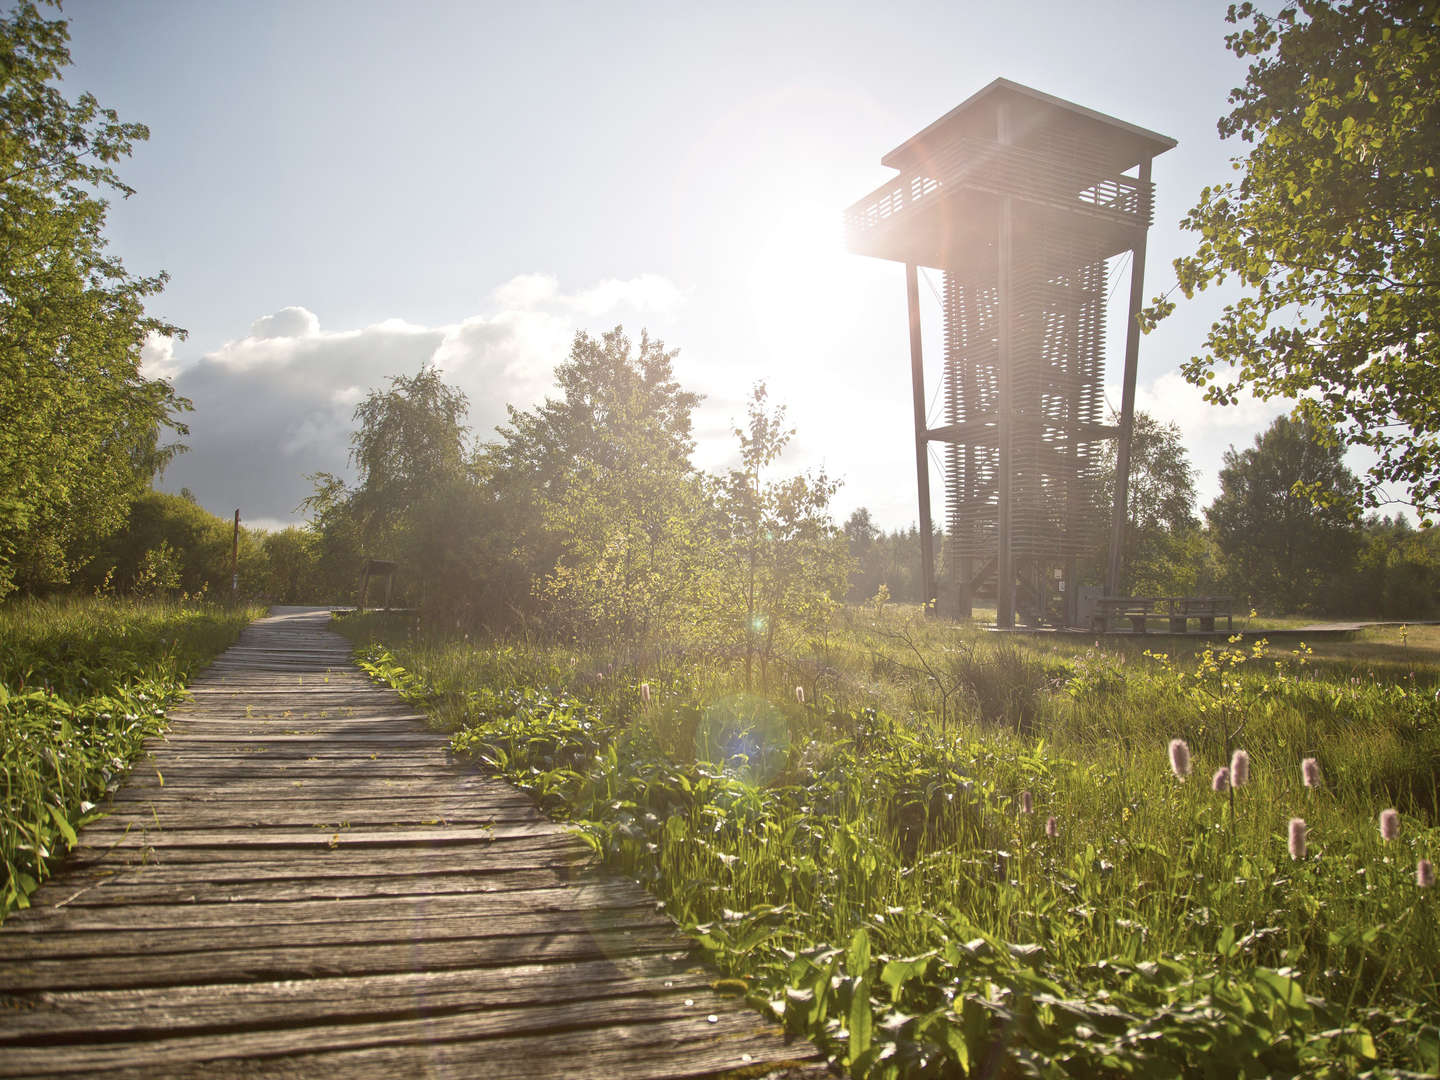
925, 418, 1119, 445
906, 263, 937, 613
995, 102, 1015, 628
1107, 157, 1153, 596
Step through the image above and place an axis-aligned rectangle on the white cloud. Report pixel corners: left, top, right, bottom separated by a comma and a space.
1130, 370, 1288, 435
140, 333, 180, 381
488, 271, 684, 317
568, 273, 684, 316
492, 272, 559, 310
249, 306, 320, 339
158, 278, 662, 526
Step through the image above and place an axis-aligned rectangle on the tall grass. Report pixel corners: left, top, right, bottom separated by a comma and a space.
0, 596, 262, 917
342, 609, 1440, 1076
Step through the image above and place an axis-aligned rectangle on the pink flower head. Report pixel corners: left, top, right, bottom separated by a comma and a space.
1019, 790, 1033, 815
1288, 817, 1308, 861
1300, 758, 1321, 788
1168, 739, 1191, 780
639, 682, 652, 706
1212, 767, 1231, 793
1229, 749, 1250, 788
1418, 859, 1435, 888
1379, 809, 1399, 842
1045, 816, 1058, 838
794, 685, 805, 705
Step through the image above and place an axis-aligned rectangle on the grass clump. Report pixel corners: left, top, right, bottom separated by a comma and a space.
342, 609, 1440, 1077
0, 596, 261, 917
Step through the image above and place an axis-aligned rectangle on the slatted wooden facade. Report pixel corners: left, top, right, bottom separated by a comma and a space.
845, 79, 1176, 626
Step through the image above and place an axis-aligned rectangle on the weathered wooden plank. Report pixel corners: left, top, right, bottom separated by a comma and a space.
54, 833, 588, 871
65, 824, 568, 850
0, 956, 714, 1042
85, 803, 539, 829
0, 1025, 823, 1080
0, 910, 674, 967
5, 881, 657, 934
90, 791, 536, 812
0, 991, 802, 1076
20, 867, 578, 907
0, 926, 689, 992
37, 847, 590, 889
104, 775, 508, 796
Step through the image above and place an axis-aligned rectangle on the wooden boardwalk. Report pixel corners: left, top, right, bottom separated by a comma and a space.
0, 607, 822, 1079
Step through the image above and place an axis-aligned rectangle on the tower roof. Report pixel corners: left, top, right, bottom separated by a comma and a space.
881, 78, 1177, 174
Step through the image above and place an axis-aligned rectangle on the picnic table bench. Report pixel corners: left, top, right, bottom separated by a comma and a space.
1090, 596, 1234, 634
1092, 596, 1161, 633
1167, 596, 1233, 633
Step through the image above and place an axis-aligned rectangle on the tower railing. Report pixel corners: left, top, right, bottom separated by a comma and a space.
843, 135, 1154, 244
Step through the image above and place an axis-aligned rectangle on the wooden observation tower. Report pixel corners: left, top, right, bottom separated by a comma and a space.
844, 79, 1176, 627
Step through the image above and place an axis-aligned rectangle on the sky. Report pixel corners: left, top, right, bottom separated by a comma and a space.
62, 0, 1303, 533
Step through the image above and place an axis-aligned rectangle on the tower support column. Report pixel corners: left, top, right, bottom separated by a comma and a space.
1107, 157, 1153, 597
906, 262, 936, 612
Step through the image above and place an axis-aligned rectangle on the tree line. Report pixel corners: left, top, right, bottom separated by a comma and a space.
292, 330, 847, 686
841, 410, 1440, 619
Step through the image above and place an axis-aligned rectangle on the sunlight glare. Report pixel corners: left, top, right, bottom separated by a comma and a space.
743, 196, 850, 363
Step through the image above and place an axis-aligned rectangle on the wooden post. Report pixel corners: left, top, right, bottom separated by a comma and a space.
996, 198, 1015, 629
230, 510, 240, 601
382, 572, 394, 612
995, 101, 1015, 628
1107, 157, 1153, 597
906, 262, 937, 613
359, 568, 369, 615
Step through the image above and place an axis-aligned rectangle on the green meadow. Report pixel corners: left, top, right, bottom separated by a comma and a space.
340, 609, 1440, 1077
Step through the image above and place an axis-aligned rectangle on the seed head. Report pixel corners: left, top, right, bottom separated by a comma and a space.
1288, 817, 1307, 861
639, 682, 651, 706
1045, 816, 1058, 838
1212, 767, 1230, 793
794, 685, 805, 705
1229, 749, 1250, 788
1379, 808, 1399, 842
1019, 790, 1033, 815
1300, 757, 1321, 788
1418, 859, 1435, 888
1168, 738, 1191, 780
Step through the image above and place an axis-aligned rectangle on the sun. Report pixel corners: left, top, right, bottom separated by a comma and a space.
743, 197, 850, 360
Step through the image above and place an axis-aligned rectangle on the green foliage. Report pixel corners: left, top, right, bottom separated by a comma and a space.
845, 513, 938, 606
1096, 411, 1211, 596
132, 540, 182, 597
298, 366, 481, 611
348, 615, 1440, 1077
1206, 414, 1363, 612
709, 384, 848, 690
298, 472, 367, 604
305, 329, 849, 646
487, 327, 707, 642
259, 526, 324, 603
349, 365, 472, 551
1352, 515, 1440, 619
1148, 0, 1440, 516
0, 595, 259, 917
79, 490, 266, 599
0, 1, 188, 596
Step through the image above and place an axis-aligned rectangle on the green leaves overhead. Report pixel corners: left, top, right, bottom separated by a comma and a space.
0, 1, 188, 595
1150, 0, 1440, 516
